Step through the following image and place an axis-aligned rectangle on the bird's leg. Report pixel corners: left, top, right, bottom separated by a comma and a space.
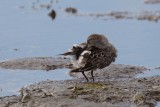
91, 70, 94, 82
82, 71, 89, 82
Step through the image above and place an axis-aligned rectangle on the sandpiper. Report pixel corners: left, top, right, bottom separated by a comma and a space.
61, 34, 117, 82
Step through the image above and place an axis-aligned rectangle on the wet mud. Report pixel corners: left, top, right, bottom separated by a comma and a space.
65, 7, 78, 14
144, 0, 160, 4
17, 0, 160, 22
69, 11, 160, 22
0, 57, 160, 107
0, 57, 71, 70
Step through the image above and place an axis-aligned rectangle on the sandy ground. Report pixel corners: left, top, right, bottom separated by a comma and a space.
0, 57, 160, 107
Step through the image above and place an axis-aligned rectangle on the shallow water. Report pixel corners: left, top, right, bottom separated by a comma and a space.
157, 102, 160, 107
0, 0, 160, 96
0, 69, 71, 96
136, 69, 160, 78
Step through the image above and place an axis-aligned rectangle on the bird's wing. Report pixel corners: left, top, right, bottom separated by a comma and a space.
78, 48, 100, 71
79, 47, 106, 71
70, 47, 98, 72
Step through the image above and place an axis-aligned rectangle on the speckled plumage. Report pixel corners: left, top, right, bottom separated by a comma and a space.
61, 34, 117, 82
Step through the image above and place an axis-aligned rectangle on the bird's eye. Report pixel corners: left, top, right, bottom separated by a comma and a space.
87, 39, 91, 43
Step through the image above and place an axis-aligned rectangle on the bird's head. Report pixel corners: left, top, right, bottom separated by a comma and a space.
87, 34, 109, 49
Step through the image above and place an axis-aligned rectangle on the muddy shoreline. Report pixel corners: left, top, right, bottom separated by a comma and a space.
0, 57, 160, 107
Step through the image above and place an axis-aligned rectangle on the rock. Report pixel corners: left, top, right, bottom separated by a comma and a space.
48, 9, 56, 20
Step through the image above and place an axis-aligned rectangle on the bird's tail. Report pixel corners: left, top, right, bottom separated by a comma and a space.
59, 42, 87, 56
70, 68, 82, 72
59, 52, 74, 56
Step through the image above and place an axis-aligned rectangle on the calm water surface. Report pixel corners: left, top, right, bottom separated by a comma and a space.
0, 0, 160, 96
